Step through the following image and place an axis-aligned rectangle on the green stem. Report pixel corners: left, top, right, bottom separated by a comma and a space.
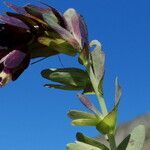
108, 134, 117, 150
85, 62, 117, 149
82, 53, 116, 150
86, 65, 108, 116
83, 47, 117, 150
97, 95, 108, 116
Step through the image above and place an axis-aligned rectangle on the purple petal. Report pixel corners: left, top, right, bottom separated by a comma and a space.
4, 2, 26, 14
0, 15, 29, 29
3, 50, 26, 68
11, 53, 30, 81
5, 2, 46, 27
77, 94, 94, 110
64, 9, 88, 49
77, 94, 100, 115
43, 13, 79, 49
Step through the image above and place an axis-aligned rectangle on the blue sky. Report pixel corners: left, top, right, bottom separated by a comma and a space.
0, 0, 150, 149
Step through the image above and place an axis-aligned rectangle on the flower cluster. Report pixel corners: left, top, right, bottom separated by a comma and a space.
0, 2, 88, 86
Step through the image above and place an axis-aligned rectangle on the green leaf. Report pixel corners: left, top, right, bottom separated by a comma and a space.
41, 68, 94, 93
38, 37, 77, 56
96, 107, 117, 135
76, 132, 109, 150
117, 134, 131, 150
72, 118, 99, 126
41, 68, 89, 87
68, 110, 101, 126
67, 141, 101, 150
90, 40, 105, 83
68, 110, 97, 120
126, 125, 145, 150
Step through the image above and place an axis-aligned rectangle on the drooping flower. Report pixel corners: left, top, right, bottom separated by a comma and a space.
0, 2, 62, 86
0, 21, 31, 86
0, 6, 34, 86
41, 6, 89, 61
0, 49, 30, 86
0, 2, 89, 86
42, 5, 89, 50
2, 2, 81, 56
63, 9, 88, 50
2, 2, 89, 54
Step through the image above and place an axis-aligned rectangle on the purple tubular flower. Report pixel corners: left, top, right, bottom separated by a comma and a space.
0, 15, 29, 30
4, 2, 88, 51
4, 2, 45, 32
0, 49, 30, 87
42, 7, 88, 50
64, 9, 88, 49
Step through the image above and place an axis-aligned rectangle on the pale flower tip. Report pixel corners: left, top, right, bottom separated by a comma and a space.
0, 71, 12, 87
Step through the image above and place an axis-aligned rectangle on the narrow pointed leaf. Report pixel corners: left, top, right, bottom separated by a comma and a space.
72, 118, 99, 126
76, 132, 109, 150
68, 110, 97, 120
117, 134, 131, 150
126, 125, 145, 150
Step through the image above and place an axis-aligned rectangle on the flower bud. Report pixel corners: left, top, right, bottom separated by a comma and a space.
0, 49, 30, 86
